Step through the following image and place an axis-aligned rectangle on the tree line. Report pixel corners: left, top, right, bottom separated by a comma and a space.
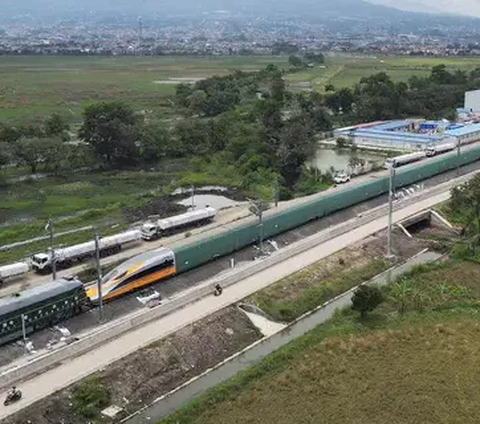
325, 64, 480, 123
1, 61, 478, 197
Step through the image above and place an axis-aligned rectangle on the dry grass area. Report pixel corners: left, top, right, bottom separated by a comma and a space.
185, 316, 480, 424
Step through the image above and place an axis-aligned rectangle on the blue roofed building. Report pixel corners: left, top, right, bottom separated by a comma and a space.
333, 119, 480, 152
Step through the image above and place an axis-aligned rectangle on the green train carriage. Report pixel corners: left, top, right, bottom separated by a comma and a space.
0, 277, 87, 346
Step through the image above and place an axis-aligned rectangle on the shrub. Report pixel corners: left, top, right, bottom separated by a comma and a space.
72, 376, 112, 419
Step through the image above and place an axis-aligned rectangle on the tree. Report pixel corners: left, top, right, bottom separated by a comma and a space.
175, 83, 193, 107
288, 55, 303, 68
351, 285, 385, 318
44, 114, 70, 140
42, 138, 69, 174
0, 124, 21, 143
325, 84, 335, 92
79, 101, 140, 167
276, 118, 316, 188
430, 64, 452, 85
188, 90, 207, 116
0, 142, 11, 168
139, 122, 174, 163
174, 119, 211, 156
14, 137, 45, 173
450, 175, 480, 250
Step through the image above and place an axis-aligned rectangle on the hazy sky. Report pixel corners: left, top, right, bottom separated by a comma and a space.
368, 0, 480, 17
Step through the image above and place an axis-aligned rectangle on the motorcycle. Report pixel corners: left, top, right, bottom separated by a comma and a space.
4, 389, 22, 406
214, 284, 223, 296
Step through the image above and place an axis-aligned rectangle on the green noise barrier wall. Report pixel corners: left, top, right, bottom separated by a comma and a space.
174, 145, 480, 273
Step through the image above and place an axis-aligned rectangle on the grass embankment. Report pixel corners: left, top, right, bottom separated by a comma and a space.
249, 256, 388, 322
160, 258, 480, 424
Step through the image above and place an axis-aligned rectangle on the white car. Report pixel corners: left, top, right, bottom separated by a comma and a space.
334, 173, 351, 184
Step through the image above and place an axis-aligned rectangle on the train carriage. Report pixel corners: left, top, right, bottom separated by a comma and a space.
0, 277, 86, 346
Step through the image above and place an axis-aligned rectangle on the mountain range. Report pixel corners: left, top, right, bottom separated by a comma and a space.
1, 0, 479, 24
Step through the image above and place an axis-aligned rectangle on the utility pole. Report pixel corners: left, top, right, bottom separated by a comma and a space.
46, 219, 56, 280
21, 314, 27, 355
386, 163, 396, 260
191, 185, 195, 210
457, 139, 461, 176
94, 231, 103, 322
247, 199, 264, 253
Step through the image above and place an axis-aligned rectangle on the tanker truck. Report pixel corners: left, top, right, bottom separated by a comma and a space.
31, 230, 141, 274
141, 207, 217, 241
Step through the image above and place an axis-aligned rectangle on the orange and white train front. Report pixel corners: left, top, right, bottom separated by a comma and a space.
86, 247, 176, 303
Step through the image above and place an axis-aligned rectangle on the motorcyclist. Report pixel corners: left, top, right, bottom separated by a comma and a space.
4, 386, 21, 405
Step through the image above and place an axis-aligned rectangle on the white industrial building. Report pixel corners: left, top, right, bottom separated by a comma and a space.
464, 90, 480, 113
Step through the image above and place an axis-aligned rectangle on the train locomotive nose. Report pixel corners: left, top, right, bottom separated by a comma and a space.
85, 286, 98, 303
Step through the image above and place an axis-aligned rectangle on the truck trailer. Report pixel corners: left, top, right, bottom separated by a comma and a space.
385, 151, 426, 168
426, 143, 456, 157
31, 230, 141, 273
141, 207, 217, 241
0, 262, 29, 284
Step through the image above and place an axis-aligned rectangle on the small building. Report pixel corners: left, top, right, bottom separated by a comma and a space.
444, 123, 480, 146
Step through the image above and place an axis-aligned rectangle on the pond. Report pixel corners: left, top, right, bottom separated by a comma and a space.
309, 145, 385, 174
177, 194, 242, 210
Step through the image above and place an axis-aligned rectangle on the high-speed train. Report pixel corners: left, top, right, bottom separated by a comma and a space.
86, 247, 176, 303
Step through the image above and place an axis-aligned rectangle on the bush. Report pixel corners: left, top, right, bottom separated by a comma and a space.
72, 376, 112, 419
351, 285, 385, 318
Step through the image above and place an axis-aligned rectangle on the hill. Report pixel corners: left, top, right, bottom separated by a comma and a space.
3, 0, 480, 27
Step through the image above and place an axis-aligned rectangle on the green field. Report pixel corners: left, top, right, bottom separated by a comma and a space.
285, 54, 480, 91
0, 55, 287, 124
3, 54, 480, 124
160, 258, 480, 424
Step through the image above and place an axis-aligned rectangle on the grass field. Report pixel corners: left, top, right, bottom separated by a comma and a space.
3, 54, 480, 124
0, 55, 287, 124
285, 54, 480, 91
0, 160, 190, 264
160, 258, 480, 424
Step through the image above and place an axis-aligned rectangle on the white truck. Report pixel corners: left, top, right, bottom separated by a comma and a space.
0, 262, 29, 284
31, 230, 141, 274
426, 143, 456, 157
385, 151, 426, 169
141, 207, 217, 241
